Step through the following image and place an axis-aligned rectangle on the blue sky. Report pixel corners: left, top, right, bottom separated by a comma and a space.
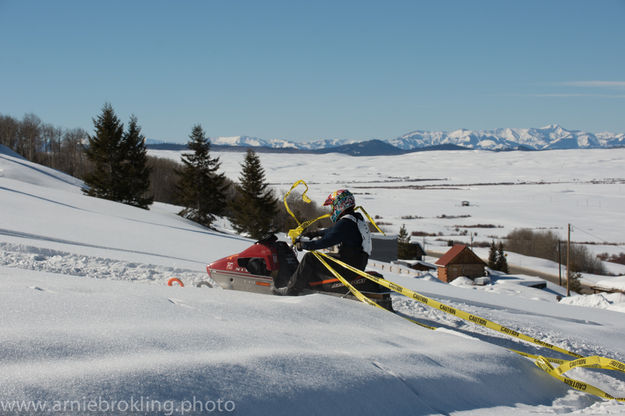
1, 0, 624, 142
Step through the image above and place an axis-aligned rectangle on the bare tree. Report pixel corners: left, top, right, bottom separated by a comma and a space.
18, 113, 42, 161
0, 114, 20, 151
0, 112, 91, 179
40, 123, 63, 167
61, 128, 89, 177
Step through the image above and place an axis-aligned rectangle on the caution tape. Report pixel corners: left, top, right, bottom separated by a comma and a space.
312, 252, 380, 309
318, 252, 584, 357
283, 180, 328, 242
535, 356, 625, 401
354, 205, 385, 235
312, 252, 435, 330
313, 251, 625, 401
282, 179, 625, 401
283, 180, 385, 243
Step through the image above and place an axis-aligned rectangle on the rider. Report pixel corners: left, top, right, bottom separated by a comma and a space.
272, 189, 372, 296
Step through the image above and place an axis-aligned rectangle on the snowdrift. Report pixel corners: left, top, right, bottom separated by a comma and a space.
1, 268, 568, 415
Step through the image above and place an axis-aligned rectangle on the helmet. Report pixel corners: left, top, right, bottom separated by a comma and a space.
324, 189, 355, 222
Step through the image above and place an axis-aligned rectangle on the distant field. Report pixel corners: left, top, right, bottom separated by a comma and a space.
150, 148, 625, 256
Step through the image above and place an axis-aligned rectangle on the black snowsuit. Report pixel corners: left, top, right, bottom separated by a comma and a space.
274, 211, 369, 296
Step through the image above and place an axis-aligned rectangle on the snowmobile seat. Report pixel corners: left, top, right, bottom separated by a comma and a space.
238, 257, 270, 276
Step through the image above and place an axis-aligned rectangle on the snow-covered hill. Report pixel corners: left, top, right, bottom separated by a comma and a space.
2, 145, 625, 414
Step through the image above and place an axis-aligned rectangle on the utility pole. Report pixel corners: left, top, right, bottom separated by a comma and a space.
566, 223, 571, 297
558, 241, 562, 286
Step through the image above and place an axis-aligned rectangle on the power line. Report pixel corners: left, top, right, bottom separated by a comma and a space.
572, 224, 611, 244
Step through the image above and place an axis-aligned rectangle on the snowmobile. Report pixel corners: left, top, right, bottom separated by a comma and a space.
206, 234, 394, 311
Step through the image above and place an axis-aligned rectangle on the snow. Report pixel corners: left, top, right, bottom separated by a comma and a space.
151, 147, 625, 289
0, 144, 83, 191
0, 144, 25, 159
559, 292, 625, 313
1, 267, 576, 415
449, 275, 476, 287
595, 276, 625, 291
2, 148, 625, 414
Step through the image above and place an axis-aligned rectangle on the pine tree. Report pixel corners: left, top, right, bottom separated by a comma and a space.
488, 241, 498, 269
83, 103, 124, 201
118, 116, 153, 209
568, 271, 583, 293
397, 224, 412, 259
177, 124, 227, 227
398, 224, 409, 243
230, 149, 278, 239
495, 242, 509, 273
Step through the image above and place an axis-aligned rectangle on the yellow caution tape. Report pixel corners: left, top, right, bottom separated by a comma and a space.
284, 180, 312, 220
284, 180, 385, 243
314, 251, 625, 401
284, 180, 329, 242
311, 252, 434, 330
506, 348, 568, 365
288, 214, 331, 244
312, 252, 381, 309
318, 252, 583, 357
535, 356, 625, 401
283, 179, 311, 228
354, 205, 385, 234
281, 180, 625, 401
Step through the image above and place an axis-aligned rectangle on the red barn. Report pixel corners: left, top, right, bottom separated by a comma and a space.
435, 244, 486, 283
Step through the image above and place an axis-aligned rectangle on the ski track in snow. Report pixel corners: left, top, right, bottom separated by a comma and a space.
0, 242, 214, 287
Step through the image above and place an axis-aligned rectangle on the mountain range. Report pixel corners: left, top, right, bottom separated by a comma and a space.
148, 124, 625, 156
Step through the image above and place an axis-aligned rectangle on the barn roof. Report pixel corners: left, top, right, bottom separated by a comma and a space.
435, 244, 486, 267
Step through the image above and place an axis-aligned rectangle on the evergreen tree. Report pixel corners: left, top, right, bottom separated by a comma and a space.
398, 224, 409, 243
495, 242, 509, 273
83, 103, 124, 201
230, 149, 278, 239
177, 124, 227, 227
397, 224, 413, 259
568, 271, 583, 294
488, 241, 498, 269
118, 116, 153, 209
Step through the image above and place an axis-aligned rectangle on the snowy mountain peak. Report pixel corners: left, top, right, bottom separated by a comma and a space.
540, 123, 563, 131
156, 125, 625, 154
389, 125, 623, 151
210, 136, 269, 147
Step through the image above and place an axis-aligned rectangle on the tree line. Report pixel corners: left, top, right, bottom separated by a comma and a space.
0, 112, 91, 178
1, 105, 326, 239
505, 228, 605, 275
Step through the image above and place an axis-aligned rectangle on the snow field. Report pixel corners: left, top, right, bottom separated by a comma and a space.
158, 148, 625, 288
2, 144, 625, 414
151, 148, 625, 253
